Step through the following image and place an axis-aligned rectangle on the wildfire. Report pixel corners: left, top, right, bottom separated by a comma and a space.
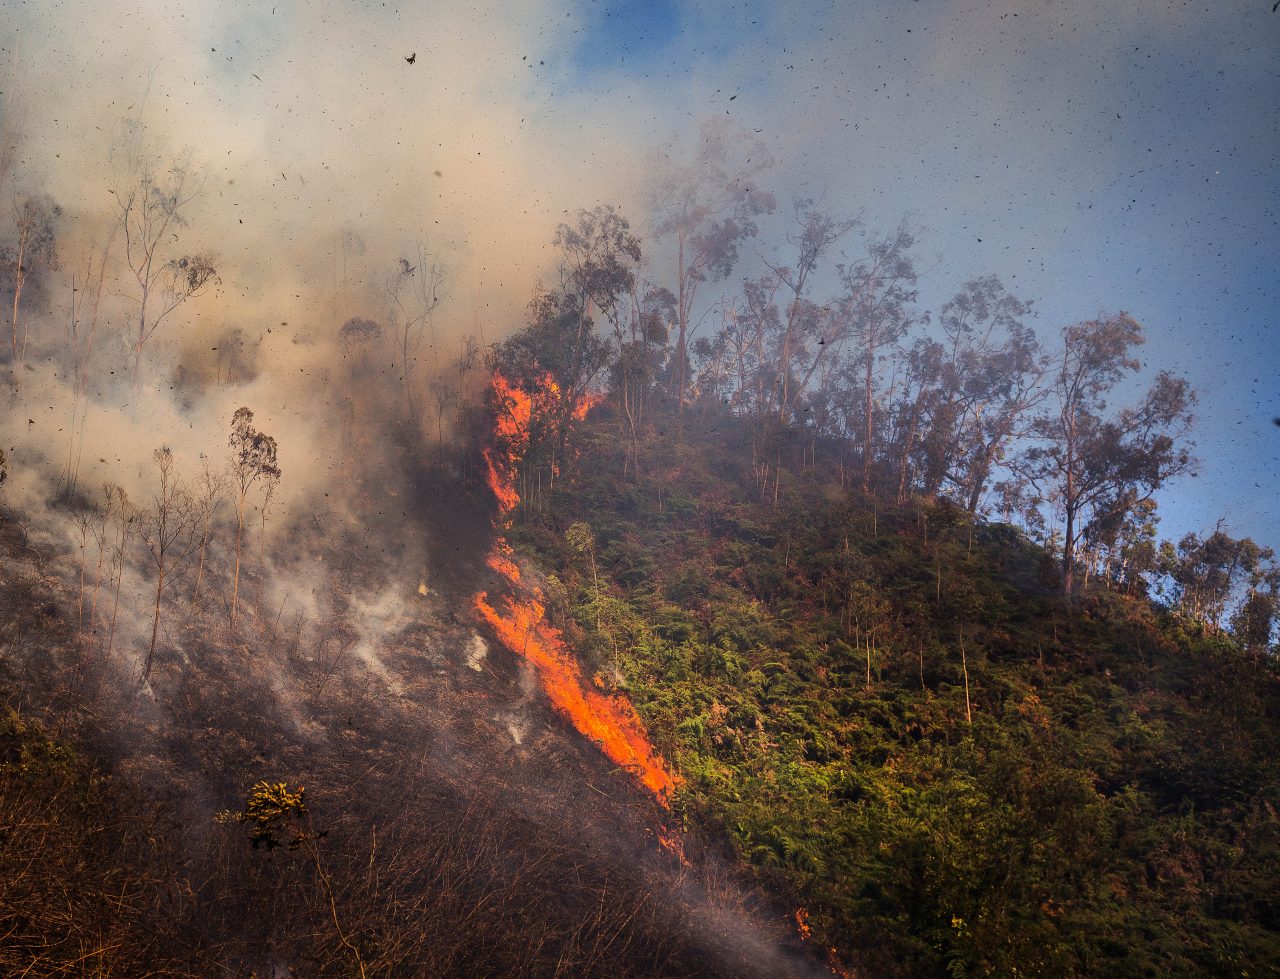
474, 373, 679, 805
481, 374, 531, 515
795, 908, 813, 942
795, 907, 856, 978
657, 828, 690, 867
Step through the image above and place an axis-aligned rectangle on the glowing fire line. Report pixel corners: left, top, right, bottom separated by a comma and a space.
474, 373, 679, 805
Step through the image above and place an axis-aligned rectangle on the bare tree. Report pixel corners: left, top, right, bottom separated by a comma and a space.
58, 234, 114, 498
258, 467, 279, 560
650, 120, 776, 424
110, 151, 217, 388
4, 191, 61, 387
71, 500, 97, 638
85, 486, 116, 650
385, 244, 446, 419
140, 447, 198, 683
427, 372, 458, 457
228, 408, 280, 625
103, 484, 136, 661
191, 454, 226, 605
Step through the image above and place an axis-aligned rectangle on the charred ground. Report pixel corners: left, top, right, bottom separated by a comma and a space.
0, 431, 830, 978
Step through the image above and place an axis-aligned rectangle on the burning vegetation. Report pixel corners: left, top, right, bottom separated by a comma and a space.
475, 372, 679, 804
0, 74, 1276, 979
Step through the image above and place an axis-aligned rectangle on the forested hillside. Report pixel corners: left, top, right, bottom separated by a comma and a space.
498, 403, 1280, 976
1, 96, 1277, 977
462, 193, 1279, 973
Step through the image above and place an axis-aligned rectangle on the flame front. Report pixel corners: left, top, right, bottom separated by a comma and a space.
474, 373, 679, 805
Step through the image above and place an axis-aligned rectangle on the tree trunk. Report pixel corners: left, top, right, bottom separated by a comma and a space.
675, 230, 687, 424
231, 495, 246, 624
1062, 504, 1076, 599
9, 230, 27, 382
107, 562, 125, 660
144, 564, 165, 683
896, 395, 922, 504
193, 533, 208, 604
966, 447, 993, 513
862, 345, 875, 492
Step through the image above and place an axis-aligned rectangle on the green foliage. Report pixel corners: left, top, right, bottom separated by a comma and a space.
525, 409, 1280, 977
222, 779, 313, 850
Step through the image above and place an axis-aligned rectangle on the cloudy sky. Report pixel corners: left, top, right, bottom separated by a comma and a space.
3, 0, 1277, 545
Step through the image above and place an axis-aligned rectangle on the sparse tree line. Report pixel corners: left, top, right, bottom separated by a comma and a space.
1, 147, 218, 401
55, 407, 279, 686
0, 110, 1272, 640
482, 123, 1273, 646
0, 116, 284, 678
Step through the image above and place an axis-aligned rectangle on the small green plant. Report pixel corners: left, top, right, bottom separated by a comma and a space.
223, 780, 312, 850
221, 781, 365, 978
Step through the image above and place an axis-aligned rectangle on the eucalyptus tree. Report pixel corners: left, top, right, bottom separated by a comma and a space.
886, 336, 947, 503
842, 225, 919, 492
140, 447, 198, 683
496, 206, 640, 496
611, 282, 674, 473
110, 152, 217, 388
228, 408, 280, 625
4, 191, 61, 386
386, 244, 446, 421
761, 203, 860, 428
191, 454, 227, 605
1021, 314, 1195, 598
59, 235, 113, 497
1163, 526, 1275, 633
650, 121, 775, 421
929, 275, 1046, 511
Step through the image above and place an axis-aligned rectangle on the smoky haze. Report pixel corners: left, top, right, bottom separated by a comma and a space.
0, 2, 1277, 976
0, 0, 1274, 699
4, 0, 1276, 543
4, 0, 645, 347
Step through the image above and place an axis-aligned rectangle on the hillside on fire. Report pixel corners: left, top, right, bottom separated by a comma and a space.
2, 6, 1280, 969
2, 183, 1278, 976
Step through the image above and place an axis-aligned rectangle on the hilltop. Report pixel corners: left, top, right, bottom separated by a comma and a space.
497, 397, 1280, 977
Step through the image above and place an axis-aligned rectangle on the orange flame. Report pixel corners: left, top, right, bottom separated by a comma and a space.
475, 373, 679, 805
658, 828, 690, 866
795, 908, 855, 978
482, 374, 533, 515
795, 908, 813, 942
